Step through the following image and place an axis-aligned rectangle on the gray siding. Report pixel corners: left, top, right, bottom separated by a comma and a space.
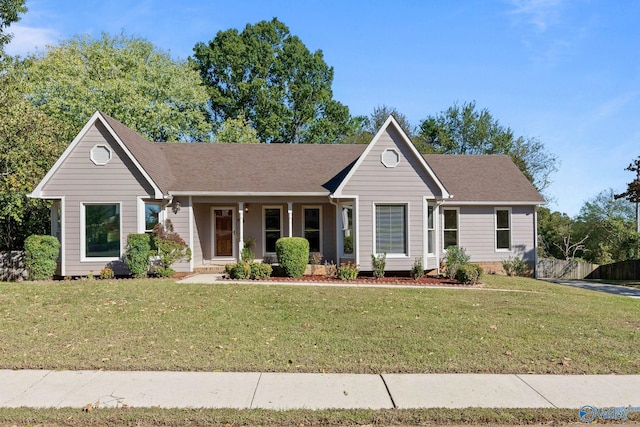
40, 122, 156, 276
453, 205, 537, 263
341, 126, 440, 271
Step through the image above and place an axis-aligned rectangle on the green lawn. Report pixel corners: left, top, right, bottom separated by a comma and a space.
0, 275, 638, 374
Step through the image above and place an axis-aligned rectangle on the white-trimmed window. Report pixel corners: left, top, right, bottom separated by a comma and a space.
496, 208, 511, 250
263, 206, 282, 254
427, 203, 435, 255
90, 144, 112, 165
443, 208, 458, 249
82, 203, 121, 260
375, 204, 408, 255
303, 206, 322, 253
144, 202, 161, 233
341, 204, 354, 256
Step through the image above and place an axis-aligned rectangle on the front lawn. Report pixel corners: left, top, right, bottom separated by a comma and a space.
0, 275, 637, 374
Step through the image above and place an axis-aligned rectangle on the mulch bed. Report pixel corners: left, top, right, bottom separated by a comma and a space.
254, 275, 477, 287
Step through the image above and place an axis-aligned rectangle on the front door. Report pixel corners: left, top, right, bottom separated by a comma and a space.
212, 208, 235, 258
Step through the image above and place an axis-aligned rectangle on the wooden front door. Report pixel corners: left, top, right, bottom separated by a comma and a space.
213, 208, 234, 257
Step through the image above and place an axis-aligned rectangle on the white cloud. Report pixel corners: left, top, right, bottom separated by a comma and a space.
508, 0, 563, 31
5, 24, 59, 56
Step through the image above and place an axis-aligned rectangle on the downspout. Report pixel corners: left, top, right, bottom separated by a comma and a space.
434, 199, 446, 275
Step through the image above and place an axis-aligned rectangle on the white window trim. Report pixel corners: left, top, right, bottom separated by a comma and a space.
442, 207, 460, 250
211, 206, 237, 259
495, 207, 512, 252
372, 202, 410, 258
380, 148, 400, 168
137, 197, 164, 233
426, 200, 436, 256
339, 202, 355, 259
80, 202, 122, 262
90, 144, 112, 166
262, 205, 283, 255
302, 205, 323, 254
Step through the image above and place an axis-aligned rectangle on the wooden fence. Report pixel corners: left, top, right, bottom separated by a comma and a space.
0, 251, 26, 281
537, 257, 599, 280
586, 259, 640, 281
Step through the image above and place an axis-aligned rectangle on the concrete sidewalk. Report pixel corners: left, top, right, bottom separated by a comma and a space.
1, 370, 639, 410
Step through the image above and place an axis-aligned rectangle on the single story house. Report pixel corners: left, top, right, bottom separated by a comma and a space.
29, 111, 546, 277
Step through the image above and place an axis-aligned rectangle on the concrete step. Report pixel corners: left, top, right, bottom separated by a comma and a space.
193, 265, 227, 274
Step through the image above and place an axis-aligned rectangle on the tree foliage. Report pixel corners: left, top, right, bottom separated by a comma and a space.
0, 58, 67, 249
366, 105, 414, 137
614, 157, 640, 203
24, 32, 211, 143
214, 114, 259, 143
0, 0, 26, 54
417, 101, 558, 194
192, 18, 356, 144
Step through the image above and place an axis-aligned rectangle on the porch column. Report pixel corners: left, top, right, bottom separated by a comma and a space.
238, 202, 244, 258
287, 202, 293, 237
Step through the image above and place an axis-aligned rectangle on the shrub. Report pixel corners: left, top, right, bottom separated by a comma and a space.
151, 220, 191, 278
455, 263, 483, 284
225, 261, 251, 279
443, 246, 470, 280
125, 233, 151, 278
99, 267, 115, 280
337, 261, 358, 281
225, 262, 272, 280
250, 262, 273, 279
411, 257, 424, 280
371, 253, 386, 279
324, 260, 337, 278
502, 256, 527, 276
24, 235, 60, 280
275, 237, 309, 278
241, 236, 256, 262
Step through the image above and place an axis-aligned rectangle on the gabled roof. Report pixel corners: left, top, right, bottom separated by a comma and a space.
31, 112, 546, 205
425, 154, 546, 204
333, 115, 450, 198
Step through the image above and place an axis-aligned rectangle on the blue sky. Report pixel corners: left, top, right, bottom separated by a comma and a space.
6, 0, 640, 217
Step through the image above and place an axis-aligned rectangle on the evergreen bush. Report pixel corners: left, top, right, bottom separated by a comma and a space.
24, 235, 60, 280
275, 237, 309, 278
125, 233, 151, 278
455, 263, 483, 284
371, 253, 386, 278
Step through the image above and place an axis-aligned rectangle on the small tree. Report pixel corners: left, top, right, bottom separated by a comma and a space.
24, 235, 60, 280
151, 220, 191, 277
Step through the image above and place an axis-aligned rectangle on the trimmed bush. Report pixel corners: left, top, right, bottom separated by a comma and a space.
371, 253, 386, 279
24, 235, 60, 280
443, 246, 470, 280
125, 233, 151, 278
275, 237, 309, 278
225, 261, 273, 280
337, 261, 358, 281
456, 263, 483, 284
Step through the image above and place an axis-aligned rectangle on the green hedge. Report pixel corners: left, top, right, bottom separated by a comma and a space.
275, 237, 309, 278
125, 233, 151, 278
225, 261, 272, 280
455, 263, 483, 284
24, 235, 60, 280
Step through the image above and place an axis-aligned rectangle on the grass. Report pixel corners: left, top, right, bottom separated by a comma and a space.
0, 407, 587, 427
585, 278, 640, 289
0, 275, 638, 374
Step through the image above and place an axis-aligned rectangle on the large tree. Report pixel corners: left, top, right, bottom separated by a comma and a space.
24, 32, 211, 143
0, 58, 67, 249
192, 18, 356, 144
0, 0, 26, 54
417, 101, 558, 194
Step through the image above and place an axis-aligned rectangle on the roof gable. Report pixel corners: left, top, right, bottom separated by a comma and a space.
333, 115, 449, 198
30, 111, 164, 199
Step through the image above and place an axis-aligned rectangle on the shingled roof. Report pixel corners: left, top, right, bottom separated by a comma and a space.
101, 112, 544, 204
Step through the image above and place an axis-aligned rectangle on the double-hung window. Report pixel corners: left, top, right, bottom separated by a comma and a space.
443, 208, 458, 249
375, 204, 407, 255
83, 203, 121, 259
303, 207, 321, 253
144, 203, 161, 233
496, 208, 511, 250
427, 203, 435, 255
264, 207, 282, 254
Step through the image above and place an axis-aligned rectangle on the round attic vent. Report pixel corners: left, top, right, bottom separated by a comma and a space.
90, 145, 112, 165
381, 148, 400, 168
